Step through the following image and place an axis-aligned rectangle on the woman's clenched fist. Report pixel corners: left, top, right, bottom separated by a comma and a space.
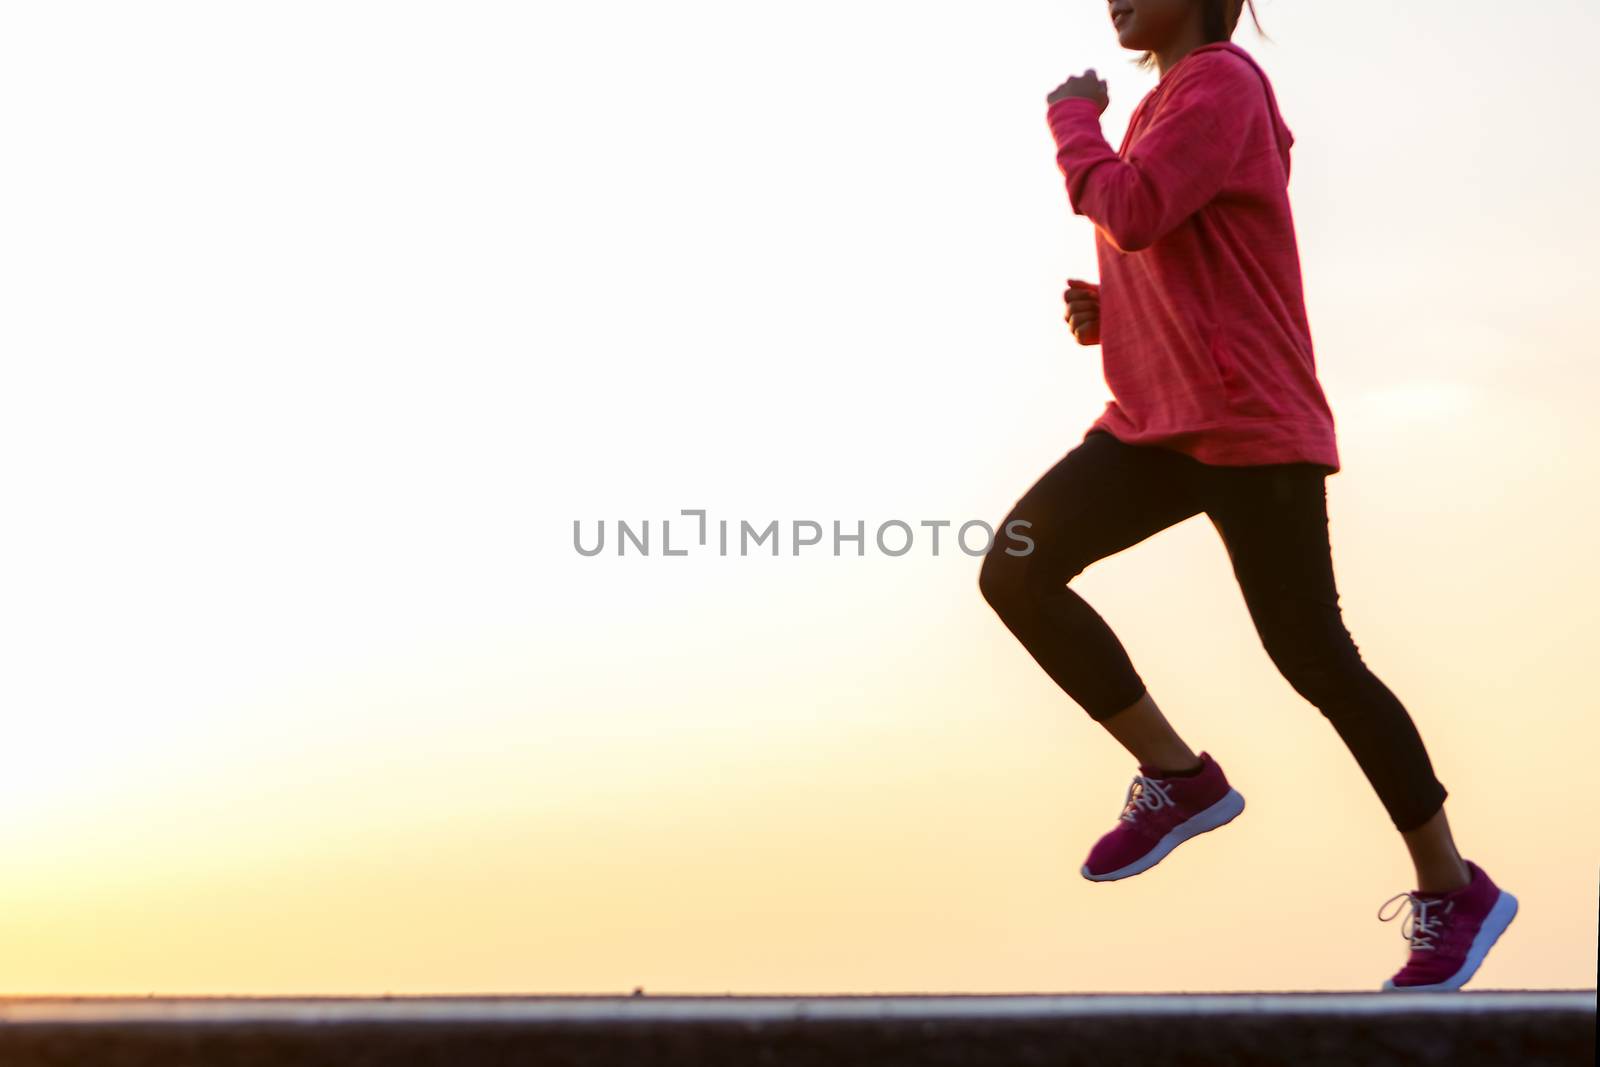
1064, 277, 1101, 346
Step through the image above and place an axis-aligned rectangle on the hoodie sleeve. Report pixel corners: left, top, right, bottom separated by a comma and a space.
1047, 54, 1262, 252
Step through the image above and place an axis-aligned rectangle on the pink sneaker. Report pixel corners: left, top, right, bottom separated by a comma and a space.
1080, 751, 1245, 882
1378, 859, 1518, 991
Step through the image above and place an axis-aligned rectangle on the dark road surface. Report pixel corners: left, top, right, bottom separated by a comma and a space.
1, 991, 1593, 1066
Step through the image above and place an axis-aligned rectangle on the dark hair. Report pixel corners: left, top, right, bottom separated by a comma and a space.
1134, 0, 1268, 72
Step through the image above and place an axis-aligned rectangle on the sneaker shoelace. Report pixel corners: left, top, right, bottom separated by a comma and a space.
1377, 891, 1456, 952
1118, 774, 1176, 823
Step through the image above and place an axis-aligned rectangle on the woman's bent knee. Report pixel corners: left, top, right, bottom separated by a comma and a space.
1273, 648, 1373, 713
979, 523, 1044, 614
978, 546, 1019, 614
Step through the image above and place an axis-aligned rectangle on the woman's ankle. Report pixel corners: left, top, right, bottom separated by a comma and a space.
1414, 858, 1472, 895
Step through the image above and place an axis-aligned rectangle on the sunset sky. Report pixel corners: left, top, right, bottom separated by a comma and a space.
2, 0, 1596, 994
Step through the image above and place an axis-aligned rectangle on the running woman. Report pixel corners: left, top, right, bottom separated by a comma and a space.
978, 0, 1516, 991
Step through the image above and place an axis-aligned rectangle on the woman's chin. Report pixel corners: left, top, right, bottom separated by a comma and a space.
1114, 26, 1144, 50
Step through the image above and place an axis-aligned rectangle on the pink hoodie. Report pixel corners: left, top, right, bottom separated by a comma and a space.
1047, 41, 1340, 474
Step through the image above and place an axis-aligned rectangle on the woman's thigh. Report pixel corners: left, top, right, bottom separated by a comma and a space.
1194, 463, 1352, 673
984, 430, 1204, 593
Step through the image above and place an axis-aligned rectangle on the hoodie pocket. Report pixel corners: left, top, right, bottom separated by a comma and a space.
1205, 329, 1231, 393
1207, 329, 1277, 418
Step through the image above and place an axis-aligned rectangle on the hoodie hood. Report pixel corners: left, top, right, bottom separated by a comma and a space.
1183, 41, 1294, 175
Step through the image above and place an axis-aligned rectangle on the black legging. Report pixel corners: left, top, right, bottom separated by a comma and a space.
979, 428, 1447, 833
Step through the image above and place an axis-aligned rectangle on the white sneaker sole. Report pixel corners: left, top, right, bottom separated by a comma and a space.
1080, 788, 1246, 882
1380, 888, 1519, 992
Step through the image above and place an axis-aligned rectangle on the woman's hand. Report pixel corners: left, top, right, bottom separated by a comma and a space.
1047, 69, 1109, 113
1063, 277, 1101, 346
